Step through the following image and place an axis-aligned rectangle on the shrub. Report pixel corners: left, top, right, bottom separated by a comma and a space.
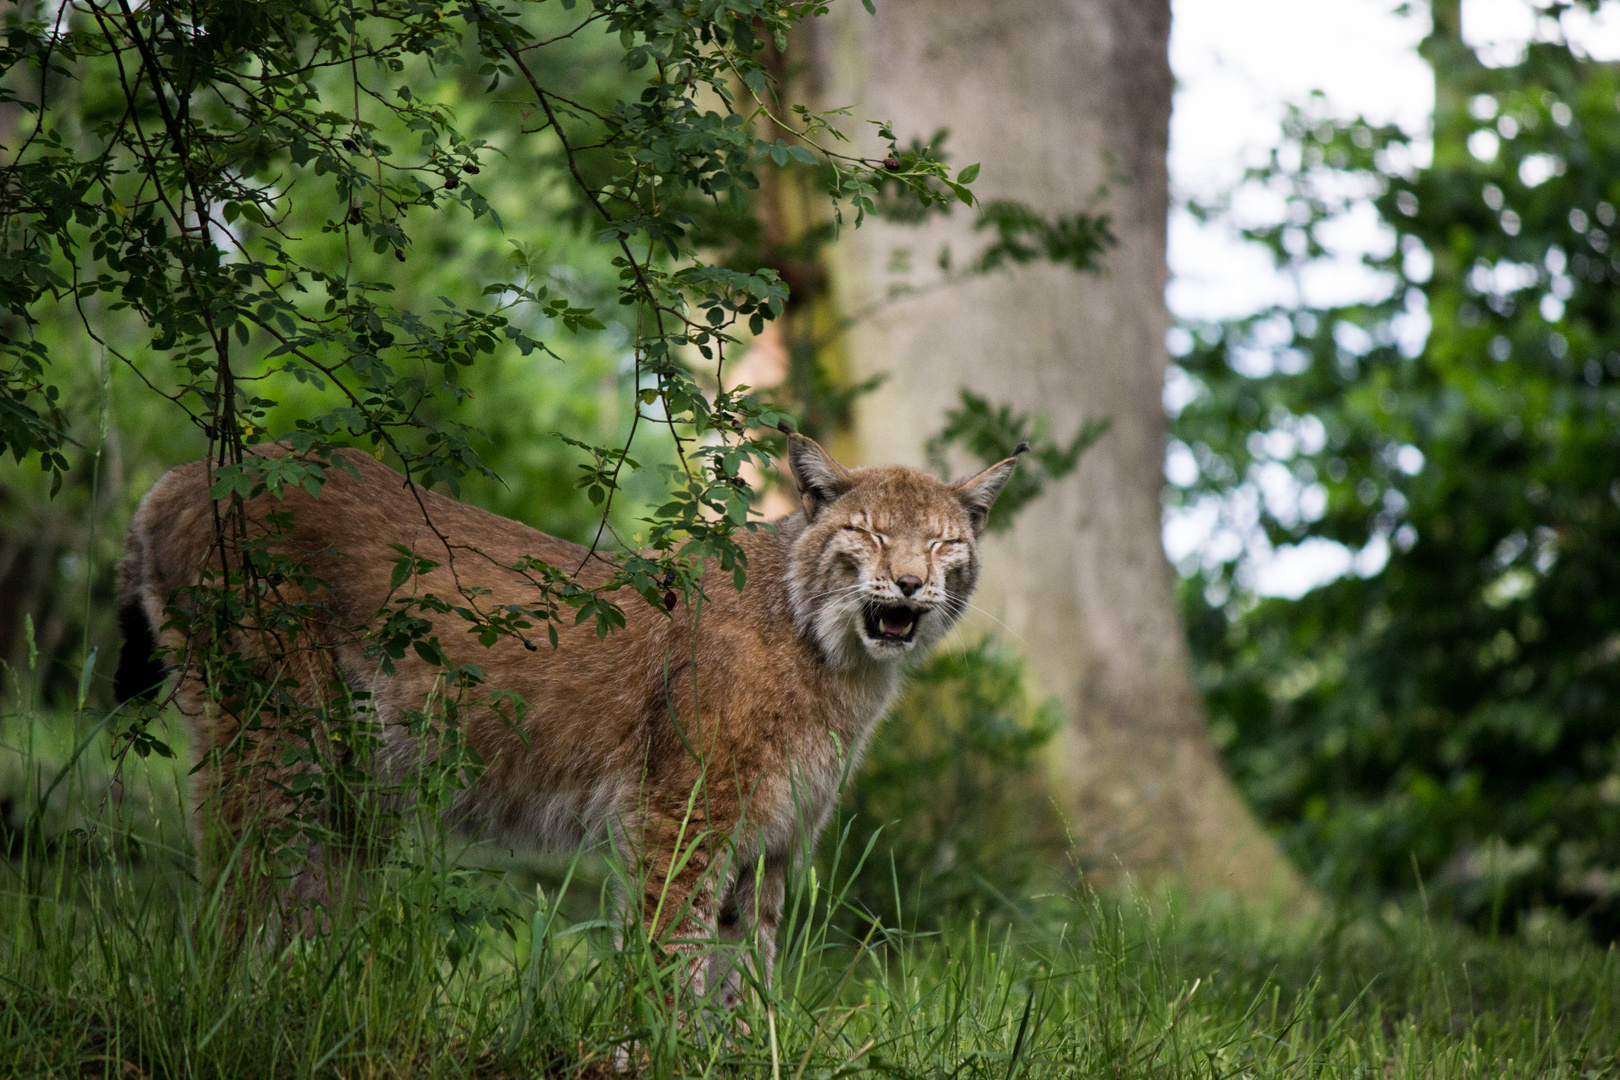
836, 639, 1066, 928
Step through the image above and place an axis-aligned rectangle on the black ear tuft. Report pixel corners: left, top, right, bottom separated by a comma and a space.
777, 419, 796, 435
1014, 440, 1031, 456
784, 431, 854, 521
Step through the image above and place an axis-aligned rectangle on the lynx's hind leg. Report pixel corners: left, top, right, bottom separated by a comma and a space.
182, 632, 379, 935
122, 461, 385, 935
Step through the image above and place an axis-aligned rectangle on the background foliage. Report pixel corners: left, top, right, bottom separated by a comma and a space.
1171, 5, 1620, 937
839, 639, 1065, 928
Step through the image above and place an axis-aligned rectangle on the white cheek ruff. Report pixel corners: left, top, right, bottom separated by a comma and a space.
787, 544, 869, 668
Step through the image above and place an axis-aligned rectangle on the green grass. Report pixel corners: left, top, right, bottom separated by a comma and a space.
2, 704, 1617, 1078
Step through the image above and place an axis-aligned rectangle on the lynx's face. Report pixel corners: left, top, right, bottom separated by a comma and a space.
781, 432, 1021, 669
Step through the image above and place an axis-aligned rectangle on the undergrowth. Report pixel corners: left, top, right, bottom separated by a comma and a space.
1, 689, 1617, 1078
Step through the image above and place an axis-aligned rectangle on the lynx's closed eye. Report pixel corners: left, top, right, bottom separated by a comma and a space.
841, 524, 886, 545
929, 538, 966, 551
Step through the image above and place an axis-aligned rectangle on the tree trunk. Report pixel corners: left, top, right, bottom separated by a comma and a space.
808, 0, 1304, 903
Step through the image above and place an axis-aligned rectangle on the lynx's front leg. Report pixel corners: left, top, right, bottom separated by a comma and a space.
630, 807, 730, 1001
712, 855, 786, 1009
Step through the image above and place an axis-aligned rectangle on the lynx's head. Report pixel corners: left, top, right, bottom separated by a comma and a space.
781, 430, 1022, 669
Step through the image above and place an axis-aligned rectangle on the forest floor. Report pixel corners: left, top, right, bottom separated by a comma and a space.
1, 710, 1616, 1078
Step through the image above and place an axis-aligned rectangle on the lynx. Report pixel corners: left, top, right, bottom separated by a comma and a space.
117, 430, 1020, 997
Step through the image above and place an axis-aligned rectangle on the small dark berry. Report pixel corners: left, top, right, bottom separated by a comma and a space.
463, 164, 481, 175
347, 205, 362, 224
341, 138, 357, 151
444, 175, 458, 189
883, 156, 900, 170
664, 589, 678, 612
395, 249, 406, 262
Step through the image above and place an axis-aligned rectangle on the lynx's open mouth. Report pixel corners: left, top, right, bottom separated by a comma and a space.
862, 602, 921, 646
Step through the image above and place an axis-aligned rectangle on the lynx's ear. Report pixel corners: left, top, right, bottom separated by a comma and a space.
781, 427, 855, 521
952, 441, 1028, 536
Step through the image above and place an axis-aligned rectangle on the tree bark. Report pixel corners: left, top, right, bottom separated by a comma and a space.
809, 0, 1304, 902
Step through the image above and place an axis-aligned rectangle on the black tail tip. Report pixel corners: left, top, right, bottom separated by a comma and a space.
114, 601, 163, 703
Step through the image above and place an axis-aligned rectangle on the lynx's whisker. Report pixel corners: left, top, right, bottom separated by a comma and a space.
804, 582, 869, 603
955, 600, 1028, 645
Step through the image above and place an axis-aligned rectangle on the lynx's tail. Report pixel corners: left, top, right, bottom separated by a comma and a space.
114, 489, 166, 703
113, 599, 163, 703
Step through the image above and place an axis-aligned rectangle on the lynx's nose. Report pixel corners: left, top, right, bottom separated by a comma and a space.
896, 574, 923, 597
